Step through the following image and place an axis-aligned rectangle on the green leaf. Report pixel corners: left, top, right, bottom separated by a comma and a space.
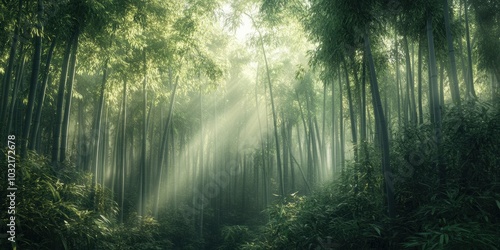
370, 224, 381, 236
59, 232, 68, 250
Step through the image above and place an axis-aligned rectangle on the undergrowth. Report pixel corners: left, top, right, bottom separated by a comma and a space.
1, 102, 499, 250
238, 102, 500, 249
0, 153, 200, 250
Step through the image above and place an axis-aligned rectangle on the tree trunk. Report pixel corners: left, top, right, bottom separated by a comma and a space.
199, 88, 204, 239
287, 123, 295, 191
0, 0, 22, 133
322, 82, 327, 169
343, 57, 359, 191
60, 29, 80, 163
338, 65, 345, 173
21, 0, 43, 158
428, 46, 435, 124
247, 13, 284, 197
313, 117, 325, 178
262, 42, 283, 197
281, 115, 289, 193
457, 0, 469, 97
92, 62, 107, 199
439, 63, 445, 106
254, 66, 269, 207
492, 72, 497, 103
444, 0, 462, 106
395, 34, 402, 128
7, 45, 26, 136
343, 58, 358, 164
101, 105, 108, 188
119, 79, 127, 223
427, 16, 446, 190
365, 31, 396, 218
52, 33, 72, 164
89, 66, 106, 210
417, 39, 424, 124
361, 54, 369, 162
30, 38, 56, 151
154, 74, 178, 217
403, 35, 417, 125
304, 91, 314, 182
330, 78, 337, 174
296, 90, 308, 174
140, 51, 147, 217
464, 0, 476, 99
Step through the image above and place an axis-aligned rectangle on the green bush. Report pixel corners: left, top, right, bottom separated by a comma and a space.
109, 215, 173, 250
0, 153, 116, 250
0, 153, 203, 250
242, 184, 389, 249
218, 225, 254, 250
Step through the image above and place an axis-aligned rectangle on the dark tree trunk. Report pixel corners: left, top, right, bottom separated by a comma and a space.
52, 34, 74, 164
331, 78, 336, 174
395, 34, 402, 128
263, 43, 283, 197
439, 63, 445, 107
281, 115, 289, 193
365, 31, 396, 218
322, 82, 327, 169
464, 0, 476, 99
338, 65, 345, 173
287, 123, 295, 191
30, 38, 56, 150
92, 62, 107, 193
427, 16, 446, 190
343, 57, 359, 191
361, 54, 369, 162
403, 35, 417, 125
417, 39, 424, 124
21, 0, 43, 158
119, 79, 127, 223
89, 65, 107, 210
60, 29, 80, 163
0, 0, 22, 134
7, 44, 26, 136
444, 0, 462, 106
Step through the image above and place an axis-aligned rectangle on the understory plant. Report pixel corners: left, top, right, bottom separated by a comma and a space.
240, 102, 500, 250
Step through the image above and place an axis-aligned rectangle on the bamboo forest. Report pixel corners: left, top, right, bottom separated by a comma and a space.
1, 0, 500, 249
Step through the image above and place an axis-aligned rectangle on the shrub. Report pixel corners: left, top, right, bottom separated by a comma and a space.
0, 153, 116, 250
243, 102, 500, 250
